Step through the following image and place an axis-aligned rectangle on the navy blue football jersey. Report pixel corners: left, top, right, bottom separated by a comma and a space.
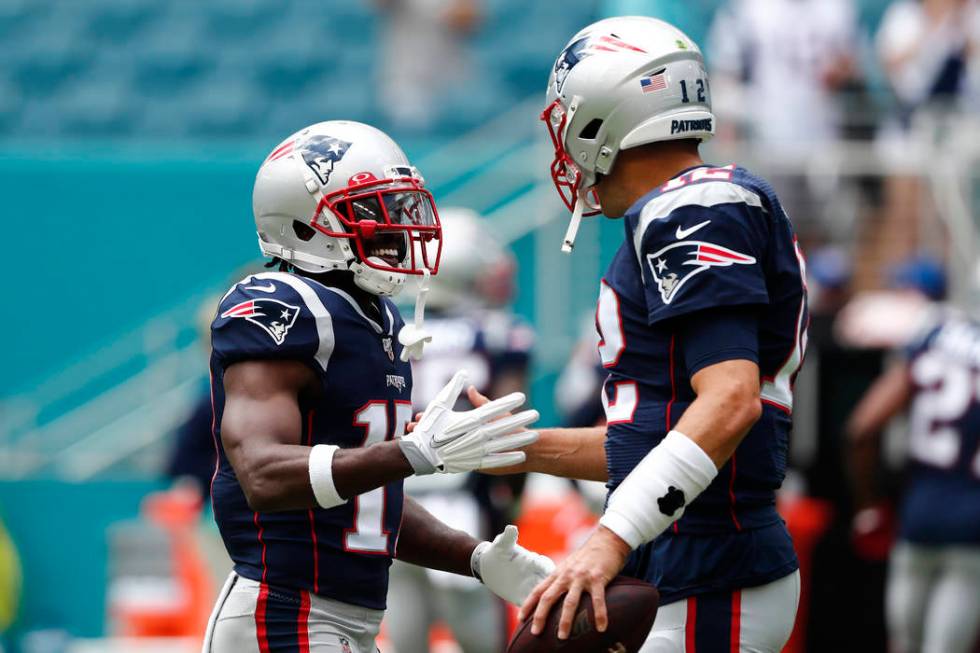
899, 310, 980, 544
599, 164, 806, 603
209, 271, 413, 610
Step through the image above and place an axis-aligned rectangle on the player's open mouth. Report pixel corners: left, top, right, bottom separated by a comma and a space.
369, 247, 400, 266
364, 233, 407, 267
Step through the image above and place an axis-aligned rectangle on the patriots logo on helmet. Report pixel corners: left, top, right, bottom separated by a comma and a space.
647, 240, 756, 304
554, 36, 591, 94
300, 134, 352, 185
221, 298, 300, 345
554, 34, 648, 94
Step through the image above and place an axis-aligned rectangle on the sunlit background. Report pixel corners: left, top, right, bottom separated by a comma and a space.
1, 0, 978, 651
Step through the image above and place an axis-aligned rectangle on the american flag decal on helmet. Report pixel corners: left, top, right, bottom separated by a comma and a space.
646, 240, 756, 304
640, 71, 667, 93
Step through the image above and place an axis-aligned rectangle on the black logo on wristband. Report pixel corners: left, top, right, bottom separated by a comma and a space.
657, 486, 686, 516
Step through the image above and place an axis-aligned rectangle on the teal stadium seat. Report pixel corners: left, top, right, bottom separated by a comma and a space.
84, 1, 162, 46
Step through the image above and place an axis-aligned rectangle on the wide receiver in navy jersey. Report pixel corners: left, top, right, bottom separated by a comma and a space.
203, 121, 554, 653
848, 308, 980, 653
475, 17, 808, 652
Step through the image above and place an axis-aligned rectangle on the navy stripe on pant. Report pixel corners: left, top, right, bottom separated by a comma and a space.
258, 584, 305, 652
689, 589, 736, 653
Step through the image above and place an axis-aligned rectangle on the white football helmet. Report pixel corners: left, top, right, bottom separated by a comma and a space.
542, 17, 715, 250
252, 121, 442, 296
425, 207, 516, 311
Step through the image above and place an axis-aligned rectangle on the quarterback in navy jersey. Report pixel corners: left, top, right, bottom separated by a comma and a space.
476, 17, 808, 652
203, 120, 554, 653
849, 308, 980, 653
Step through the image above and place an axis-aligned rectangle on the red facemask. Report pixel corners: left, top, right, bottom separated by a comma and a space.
540, 98, 601, 216
311, 172, 442, 276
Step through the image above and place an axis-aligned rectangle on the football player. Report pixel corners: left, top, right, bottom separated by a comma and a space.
202, 121, 554, 653
385, 208, 534, 653
476, 17, 808, 651
848, 306, 980, 653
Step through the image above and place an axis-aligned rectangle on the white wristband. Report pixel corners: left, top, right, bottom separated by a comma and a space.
308, 444, 346, 509
599, 430, 718, 549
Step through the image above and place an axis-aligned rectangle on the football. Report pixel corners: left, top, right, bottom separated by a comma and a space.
507, 576, 660, 653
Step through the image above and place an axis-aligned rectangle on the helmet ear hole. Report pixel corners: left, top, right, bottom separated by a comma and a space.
292, 220, 316, 242
579, 118, 604, 140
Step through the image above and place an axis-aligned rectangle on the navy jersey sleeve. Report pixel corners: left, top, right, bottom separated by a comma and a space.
680, 307, 760, 377
211, 274, 323, 370
633, 185, 770, 325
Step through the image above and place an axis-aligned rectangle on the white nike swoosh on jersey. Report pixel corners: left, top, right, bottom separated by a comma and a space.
675, 220, 711, 239
245, 283, 276, 293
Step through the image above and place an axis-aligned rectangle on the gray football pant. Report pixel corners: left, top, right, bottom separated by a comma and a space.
202, 573, 384, 653
887, 541, 980, 653
640, 570, 800, 653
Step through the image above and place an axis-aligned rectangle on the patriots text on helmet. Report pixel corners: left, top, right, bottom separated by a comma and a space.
670, 118, 713, 135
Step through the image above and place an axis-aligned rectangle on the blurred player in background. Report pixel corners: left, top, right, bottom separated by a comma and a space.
848, 301, 980, 653
483, 17, 809, 651
707, 0, 860, 244
204, 120, 553, 652
386, 208, 533, 653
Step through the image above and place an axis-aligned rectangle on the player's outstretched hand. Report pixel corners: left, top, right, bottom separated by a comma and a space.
472, 525, 555, 605
399, 371, 539, 475
518, 526, 631, 640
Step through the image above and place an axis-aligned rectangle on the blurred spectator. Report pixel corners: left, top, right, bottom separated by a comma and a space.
166, 393, 215, 494
877, 0, 977, 125
707, 0, 860, 241
872, 0, 979, 275
707, 0, 860, 157
374, 0, 481, 131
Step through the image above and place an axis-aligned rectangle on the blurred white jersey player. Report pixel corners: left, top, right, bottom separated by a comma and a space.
385, 208, 535, 653
849, 304, 980, 653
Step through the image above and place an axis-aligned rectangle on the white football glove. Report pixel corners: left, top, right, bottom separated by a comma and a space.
398, 371, 539, 475
471, 525, 556, 605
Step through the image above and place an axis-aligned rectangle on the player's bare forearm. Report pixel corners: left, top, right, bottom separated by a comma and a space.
222, 359, 413, 512
332, 442, 413, 497
677, 359, 763, 468
524, 426, 608, 480
466, 387, 608, 481
394, 496, 481, 576
479, 426, 608, 481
